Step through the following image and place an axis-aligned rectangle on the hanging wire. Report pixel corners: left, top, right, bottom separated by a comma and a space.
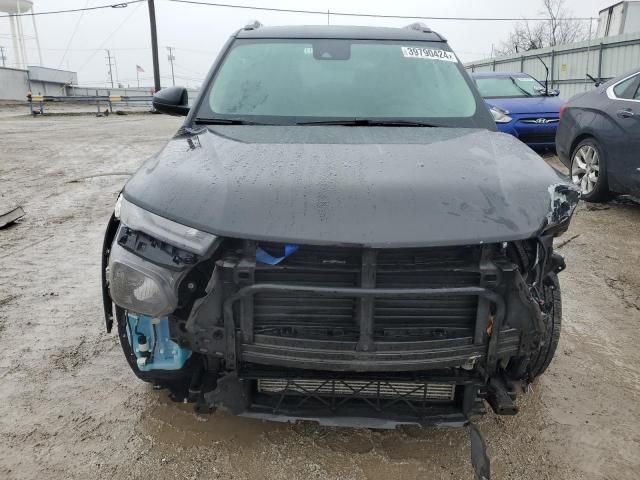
75, 2, 144, 73
1, 0, 595, 22
58, 0, 91, 69
0, 1, 145, 18
167, 0, 594, 22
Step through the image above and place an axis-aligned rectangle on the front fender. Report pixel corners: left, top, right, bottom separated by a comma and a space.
101, 213, 120, 333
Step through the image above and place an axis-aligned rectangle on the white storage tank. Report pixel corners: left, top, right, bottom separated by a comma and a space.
0, 0, 42, 69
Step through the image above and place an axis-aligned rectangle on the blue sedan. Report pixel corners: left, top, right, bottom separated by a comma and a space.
472, 72, 564, 151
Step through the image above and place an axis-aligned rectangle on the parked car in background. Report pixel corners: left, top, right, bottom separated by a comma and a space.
556, 67, 640, 202
472, 72, 563, 151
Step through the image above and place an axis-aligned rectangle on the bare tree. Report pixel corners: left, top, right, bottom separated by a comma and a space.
495, 0, 588, 56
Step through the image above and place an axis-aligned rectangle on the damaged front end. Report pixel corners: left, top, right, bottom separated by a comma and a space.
102, 185, 579, 428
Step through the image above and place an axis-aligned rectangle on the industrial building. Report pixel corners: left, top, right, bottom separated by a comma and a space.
0, 65, 78, 100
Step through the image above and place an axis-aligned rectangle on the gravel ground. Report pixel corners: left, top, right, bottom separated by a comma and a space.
1, 110, 639, 480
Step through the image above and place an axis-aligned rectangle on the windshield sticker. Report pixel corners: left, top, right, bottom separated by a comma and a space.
518, 77, 535, 81
401, 47, 458, 62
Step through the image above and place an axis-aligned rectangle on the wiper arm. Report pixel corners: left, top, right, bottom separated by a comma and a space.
194, 117, 262, 125
296, 118, 439, 127
509, 77, 532, 97
196, 117, 440, 127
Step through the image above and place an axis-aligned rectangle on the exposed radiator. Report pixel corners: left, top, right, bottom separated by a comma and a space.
252, 244, 481, 341
257, 378, 456, 401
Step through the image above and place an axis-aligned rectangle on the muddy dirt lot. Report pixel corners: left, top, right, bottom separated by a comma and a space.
1, 110, 639, 480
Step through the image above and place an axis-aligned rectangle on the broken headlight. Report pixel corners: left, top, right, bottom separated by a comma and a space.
543, 183, 581, 237
108, 196, 217, 317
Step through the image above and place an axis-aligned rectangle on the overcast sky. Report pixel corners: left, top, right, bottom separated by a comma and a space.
0, 0, 616, 88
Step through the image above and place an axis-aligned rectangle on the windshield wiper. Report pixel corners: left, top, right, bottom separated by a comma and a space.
194, 117, 263, 125
509, 77, 532, 97
295, 118, 439, 127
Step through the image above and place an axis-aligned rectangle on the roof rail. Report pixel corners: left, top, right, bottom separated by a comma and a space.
244, 20, 263, 31
404, 22, 432, 33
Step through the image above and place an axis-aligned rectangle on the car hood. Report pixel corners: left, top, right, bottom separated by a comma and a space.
486, 96, 563, 115
123, 126, 577, 248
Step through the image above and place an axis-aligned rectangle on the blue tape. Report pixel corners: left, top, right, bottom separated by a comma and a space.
256, 244, 299, 265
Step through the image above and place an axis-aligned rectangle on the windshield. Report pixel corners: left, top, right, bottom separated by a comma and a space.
474, 75, 547, 98
196, 39, 490, 127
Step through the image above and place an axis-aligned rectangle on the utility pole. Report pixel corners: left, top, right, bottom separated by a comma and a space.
167, 46, 175, 86
147, 0, 161, 92
105, 49, 115, 88
0, 46, 6, 67
113, 52, 120, 87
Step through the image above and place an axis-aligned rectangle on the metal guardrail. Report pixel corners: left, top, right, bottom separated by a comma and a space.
27, 92, 154, 116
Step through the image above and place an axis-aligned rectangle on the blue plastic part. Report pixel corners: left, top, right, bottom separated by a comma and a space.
126, 313, 191, 371
256, 243, 299, 265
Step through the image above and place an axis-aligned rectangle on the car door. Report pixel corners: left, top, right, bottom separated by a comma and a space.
604, 72, 640, 195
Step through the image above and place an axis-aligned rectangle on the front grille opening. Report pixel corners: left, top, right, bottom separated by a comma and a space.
242, 365, 473, 418
257, 378, 456, 401
517, 133, 556, 144
250, 376, 463, 419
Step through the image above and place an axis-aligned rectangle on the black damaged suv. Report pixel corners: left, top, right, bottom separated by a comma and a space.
102, 23, 579, 428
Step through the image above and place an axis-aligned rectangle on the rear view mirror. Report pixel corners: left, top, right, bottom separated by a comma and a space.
152, 86, 189, 116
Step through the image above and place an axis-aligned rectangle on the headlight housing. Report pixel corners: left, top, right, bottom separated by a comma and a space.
108, 196, 217, 317
490, 106, 512, 124
117, 196, 216, 256
109, 245, 183, 317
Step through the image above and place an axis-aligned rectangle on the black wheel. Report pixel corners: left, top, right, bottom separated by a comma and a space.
570, 138, 611, 203
528, 273, 562, 378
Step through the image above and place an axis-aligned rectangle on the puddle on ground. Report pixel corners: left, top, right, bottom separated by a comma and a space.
138, 390, 287, 448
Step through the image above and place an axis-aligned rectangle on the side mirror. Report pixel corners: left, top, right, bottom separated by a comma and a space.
152, 86, 189, 116
550, 89, 560, 96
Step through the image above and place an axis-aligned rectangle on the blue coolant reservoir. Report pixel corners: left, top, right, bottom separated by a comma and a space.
126, 313, 191, 372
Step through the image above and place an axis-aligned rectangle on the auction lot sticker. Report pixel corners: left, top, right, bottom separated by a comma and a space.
401, 47, 458, 62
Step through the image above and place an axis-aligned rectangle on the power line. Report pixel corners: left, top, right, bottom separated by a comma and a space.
58, 0, 91, 69
167, 0, 595, 22
0, 45, 150, 51
0, 1, 145, 19
76, 2, 144, 73
173, 61, 206, 76
168, 46, 215, 56
0, 0, 595, 22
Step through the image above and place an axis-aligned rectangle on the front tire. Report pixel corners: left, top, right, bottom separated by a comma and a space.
506, 273, 562, 381
528, 274, 562, 378
570, 138, 610, 203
